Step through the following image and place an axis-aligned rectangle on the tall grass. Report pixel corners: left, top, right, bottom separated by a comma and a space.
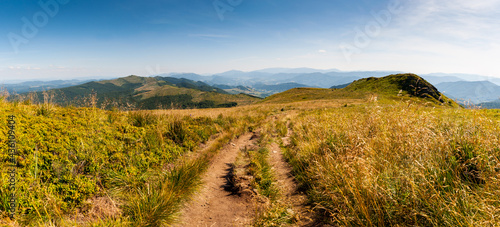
0, 100, 265, 225
109, 158, 207, 226
284, 103, 500, 226
105, 117, 252, 226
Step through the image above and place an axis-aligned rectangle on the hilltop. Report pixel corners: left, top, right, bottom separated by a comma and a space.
262, 74, 460, 107
13, 75, 261, 109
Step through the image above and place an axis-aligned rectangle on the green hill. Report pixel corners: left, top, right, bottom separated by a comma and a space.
345, 73, 458, 106
155, 77, 228, 94
262, 74, 459, 107
261, 87, 364, 104
345, 74, 440, 99
18, 75, 261, 109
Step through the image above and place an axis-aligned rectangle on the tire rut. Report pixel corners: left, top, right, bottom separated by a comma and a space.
174, 132, 257, 227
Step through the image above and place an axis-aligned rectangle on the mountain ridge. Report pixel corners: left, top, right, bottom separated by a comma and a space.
10, 75, 261, 110
435, 81, 500, 104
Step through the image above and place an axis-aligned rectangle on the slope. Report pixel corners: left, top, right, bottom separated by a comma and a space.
20, 75, 260, 109
261, 87, 365, 104
261, 74, 459, 107
344, 73, 458, 106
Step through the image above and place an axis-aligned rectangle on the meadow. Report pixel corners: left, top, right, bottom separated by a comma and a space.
1, 91, 499, 226
281, 103, 500, 226
0, 99, 267, 226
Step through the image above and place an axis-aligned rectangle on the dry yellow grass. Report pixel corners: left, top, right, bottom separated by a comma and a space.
282, 102, 500, 226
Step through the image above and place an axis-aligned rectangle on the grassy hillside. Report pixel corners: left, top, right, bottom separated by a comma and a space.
344, 73, 458, 105
155, 77, 228, 94
281, 103, 500, 226
262, 74, 460, 107
12, 75, 261, 110
0, 100, 268, 226
261, 87, 365, 104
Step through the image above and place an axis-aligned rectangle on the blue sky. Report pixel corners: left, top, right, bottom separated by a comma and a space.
1, 0, 499, 81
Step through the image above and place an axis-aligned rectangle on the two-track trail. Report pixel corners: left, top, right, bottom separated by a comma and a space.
175, 132, 257, 227
268, 126, 314, 226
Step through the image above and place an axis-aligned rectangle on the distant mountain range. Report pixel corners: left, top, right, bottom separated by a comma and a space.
435, 81, 500, 104
478, 100, 500, 109
2, 79, 93, 94
4, 68, 500, 108
161, 70, 400, 88
159, 68, 500, 87
9, 76, 260, 110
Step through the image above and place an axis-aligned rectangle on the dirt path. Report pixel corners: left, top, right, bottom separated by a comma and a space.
269, 140, 313, 226
269, 121, 298, 198
175, 133, 257, 227
269, 142, 297, 200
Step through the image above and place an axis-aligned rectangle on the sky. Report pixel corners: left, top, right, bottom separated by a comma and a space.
1, 0, 499, 81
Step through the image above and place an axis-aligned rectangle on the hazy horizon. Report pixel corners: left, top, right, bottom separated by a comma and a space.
2, 67, 499, 84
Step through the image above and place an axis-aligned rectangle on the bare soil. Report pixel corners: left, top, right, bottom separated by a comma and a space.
275, 123, 332, 227
175, 133, 257, 227
269, 139, 314, 226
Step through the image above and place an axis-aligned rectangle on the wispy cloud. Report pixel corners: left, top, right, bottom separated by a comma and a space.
339, 0, 500, 76
188, 34, 232, 38
395, 0, 500, 41
8, 65, 66, 71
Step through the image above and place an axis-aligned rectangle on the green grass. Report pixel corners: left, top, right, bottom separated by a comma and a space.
262, 74, 460, 108
261, 87, 365, 104
344, 73, 460, 107
244, 128, 295, 227
116, 159, 206, 226
248, 147, 279, 200
0, 100, 260, 225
